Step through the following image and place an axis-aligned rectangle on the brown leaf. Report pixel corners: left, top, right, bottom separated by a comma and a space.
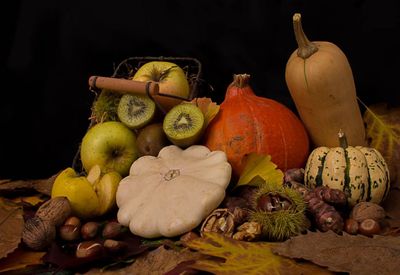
0, 172, 59, 196
85, 245, 203, 275
0, 198, 24, 260
184, 232, 332, 275
272, 230, 400, 275
0, 248, 45, 273
363, 103, 400, 188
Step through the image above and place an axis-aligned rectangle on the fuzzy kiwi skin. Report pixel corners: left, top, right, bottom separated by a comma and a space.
162, 103, 205, 148
117, 94, 156, 129
249, 183, 307, 241
136, 123, 170, 156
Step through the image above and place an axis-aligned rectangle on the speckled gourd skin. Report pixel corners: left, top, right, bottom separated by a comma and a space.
304, 146, 390, 206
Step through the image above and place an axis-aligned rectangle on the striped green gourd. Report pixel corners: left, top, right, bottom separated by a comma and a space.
304, 130, 390, 206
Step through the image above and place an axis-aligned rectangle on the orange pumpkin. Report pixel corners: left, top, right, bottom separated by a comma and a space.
204, 74, 309, 176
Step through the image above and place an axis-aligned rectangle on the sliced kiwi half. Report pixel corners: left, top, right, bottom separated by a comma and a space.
163, 103, 205, 148
117, 94, 156, 129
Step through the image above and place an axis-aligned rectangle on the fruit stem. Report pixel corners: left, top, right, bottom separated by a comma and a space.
233, 74, 250, 88
338, 129, 348, 149
292, 13, 318, 59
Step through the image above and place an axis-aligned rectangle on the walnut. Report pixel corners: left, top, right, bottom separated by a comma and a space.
35, 197, 72, 226
233, 221, 262, 241
22, 217, 56, 250
350, 202, 386, 223
200, 208, 235, 237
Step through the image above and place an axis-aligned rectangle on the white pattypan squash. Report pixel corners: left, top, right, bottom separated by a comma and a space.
116, 145, 232, 238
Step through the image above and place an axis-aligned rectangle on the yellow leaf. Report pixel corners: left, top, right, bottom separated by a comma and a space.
190, 97, 220, 127
0, 248, 45, 273
363, 103, 400, 188
11, 195, 47, 206
185, 232, 332, 275
237, 153, 284, 188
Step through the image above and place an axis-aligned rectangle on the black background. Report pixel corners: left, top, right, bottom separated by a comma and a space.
1, 0, 399, 179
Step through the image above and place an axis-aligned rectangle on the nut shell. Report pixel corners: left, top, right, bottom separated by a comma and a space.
36, 197, 72, 226
22, 217, 56, 250
350, 202, 386, 223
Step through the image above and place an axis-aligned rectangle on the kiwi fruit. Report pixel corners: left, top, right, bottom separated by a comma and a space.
163, 103, 205, 148
117, 94, 156, 129
91, 89, 122, 123
136, 123, 169, 156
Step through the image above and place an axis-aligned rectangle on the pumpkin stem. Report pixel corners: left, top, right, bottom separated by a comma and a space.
233, 74, 250, 88
292, 13, 318, 59
338, 129, 348, 149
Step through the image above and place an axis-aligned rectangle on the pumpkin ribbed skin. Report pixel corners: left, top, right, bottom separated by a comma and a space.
204, 74, 309, 176
304, 144, 390, 206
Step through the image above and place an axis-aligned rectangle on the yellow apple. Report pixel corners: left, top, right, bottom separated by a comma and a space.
80, 121, 138, 177
132, 61, 190, 111
52, 168, 100, 218
52, 166, 122, 218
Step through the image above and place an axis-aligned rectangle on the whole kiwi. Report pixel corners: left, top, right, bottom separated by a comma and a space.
136, 123, 169, 156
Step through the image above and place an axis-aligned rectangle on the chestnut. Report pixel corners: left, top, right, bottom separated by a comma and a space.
59, 224, 80, 241
344, 218, 359, 235
64, 216, 81, 228
102, 221, 124, 239
81, 222, 100, 240
76, 241, 103, 258
359, 218, 381, 237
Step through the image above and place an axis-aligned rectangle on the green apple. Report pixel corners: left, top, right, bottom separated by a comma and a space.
132, 61, 190, 111
80, 121, 138, 176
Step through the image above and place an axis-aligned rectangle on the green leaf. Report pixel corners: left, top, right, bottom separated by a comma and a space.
237, 153, 284, 188
184, 232, 332, 275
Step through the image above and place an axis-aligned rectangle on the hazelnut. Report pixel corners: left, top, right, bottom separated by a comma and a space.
359, 218, 381, 236
22, 217, 56, 251
64, 216, 81, 228
102, 221, 124, 239
76, 241, 103, 258
344, 218, 359, 235
350, 202, 386, 223
81, 222, 100, 240
35, 197, 72, 227
103, 239, 127, 253
59, 225, 80, 241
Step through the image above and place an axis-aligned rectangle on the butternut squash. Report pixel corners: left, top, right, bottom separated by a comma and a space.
285, 13, 366, 147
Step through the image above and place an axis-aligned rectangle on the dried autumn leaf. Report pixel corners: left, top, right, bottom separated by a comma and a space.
237, 153, 284, 188
0, 172, 59, 196
0, 248, 45, 273
272, 230, 400, 275
190, 97, 220, 127
85, 245, 203, 275
184, 232, 332, 275
11, 195, 47, 207
382, 188, 400, 221
0, 198, 24, 260
363, 103, 400, 188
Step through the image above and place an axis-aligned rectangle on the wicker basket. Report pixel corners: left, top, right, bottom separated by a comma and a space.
72, 56, 204, 171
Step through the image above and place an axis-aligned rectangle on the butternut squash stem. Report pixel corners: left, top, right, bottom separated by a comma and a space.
292, 13, 318, 59
338, 130, 348, 149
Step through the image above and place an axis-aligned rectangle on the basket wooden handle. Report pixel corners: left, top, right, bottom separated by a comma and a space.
88, 76, 159, 96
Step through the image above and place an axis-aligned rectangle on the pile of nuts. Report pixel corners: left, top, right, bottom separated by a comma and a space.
22, 197, 128, 259
59, 216, 128, 258
344, 202, 386, 236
